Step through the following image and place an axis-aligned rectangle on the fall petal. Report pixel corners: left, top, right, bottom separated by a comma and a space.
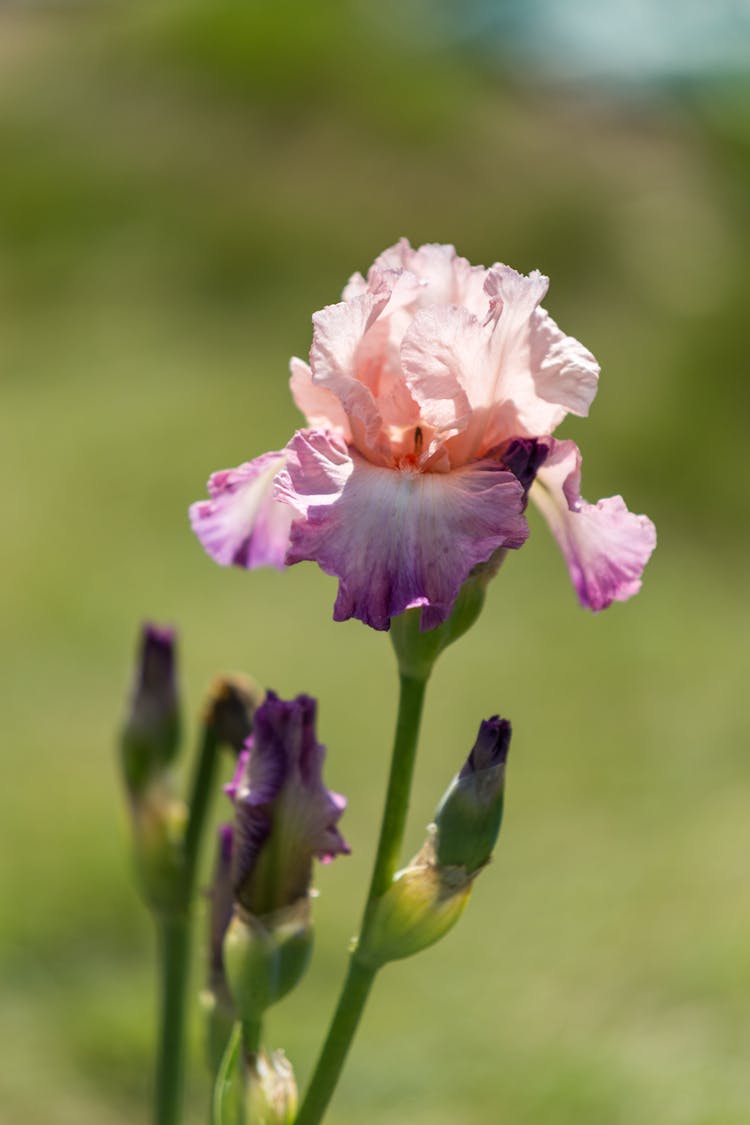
277, 429, 529, 631
189, 451, 294, 569
531, 440, 657, 611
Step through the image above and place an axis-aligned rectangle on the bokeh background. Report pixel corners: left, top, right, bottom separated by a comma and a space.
2, 3, 749, 1123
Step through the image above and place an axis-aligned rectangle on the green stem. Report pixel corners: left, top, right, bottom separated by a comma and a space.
296, 672, 428, 1125
155, 724, 221, 1125
155, 914, 191, 1125
241, 1018, 262, 1058
184, 725, 221, 900
363, 675, 428, 907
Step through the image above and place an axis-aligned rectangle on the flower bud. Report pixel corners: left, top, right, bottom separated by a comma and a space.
357, 839, 472, 968
223, 901, 313, 1023
120, 624, 181, 794
222, 691, 348, 1019
434, 716, 511, 874
359, 715, 512, 967
227, 692, 349, 919
204, 675, 262, 754
247, 1049, 298, 1125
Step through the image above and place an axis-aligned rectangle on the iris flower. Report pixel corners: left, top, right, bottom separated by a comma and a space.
190, 240, 655, 629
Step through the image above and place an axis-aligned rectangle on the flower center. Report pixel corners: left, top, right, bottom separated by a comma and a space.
396, 426, 424, 471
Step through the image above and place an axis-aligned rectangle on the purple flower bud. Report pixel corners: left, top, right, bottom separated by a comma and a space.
120, 623, 181, 793
204, 675, 262, 755
227, 691, 349, 918
434, 716, 511, 874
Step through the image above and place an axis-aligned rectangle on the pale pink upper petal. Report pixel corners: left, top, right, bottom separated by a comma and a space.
189, 451, 294, 570
350, 269, 424, 439
276, 429, 529, 631
371, 240, 489, 316
289, 356, 351, 438
531, 439, 656, 611
457, 265, 598, 448
310, 289, 390, 457
528, 308, 600, 419
400, 303, 476, 439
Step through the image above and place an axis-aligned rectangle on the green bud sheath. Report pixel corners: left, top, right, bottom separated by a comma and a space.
357, 841, 472, 968
223, 900, 313, 1024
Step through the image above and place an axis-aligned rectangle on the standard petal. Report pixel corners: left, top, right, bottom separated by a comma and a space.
400, 304, 476, 440
371, 239, 490, 316
310, 289, 390, 458
289, 357, 351, 438
189, 451, 295, 570
277, 429, 529, 631
528, 308, 600, 419
531, 440, 657, 611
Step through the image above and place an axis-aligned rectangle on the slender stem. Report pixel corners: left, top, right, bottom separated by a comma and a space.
296, 672, 428, 1125
184, 725, 221, 900
363, 675, 428, 909
241, 1018, 262, 1058
155, 914, 191, 1125
154, 724, 221, 1125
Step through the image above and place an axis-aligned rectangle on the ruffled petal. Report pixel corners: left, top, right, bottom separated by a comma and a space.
289, 356, 351, 437
531, 440, 657, 611
276, 429, 529, 631
310, 289, 390, 458
371, 239, 489, 316
400, 304, 476, 440
528, 308, 599, 418
189, 451, 294, 570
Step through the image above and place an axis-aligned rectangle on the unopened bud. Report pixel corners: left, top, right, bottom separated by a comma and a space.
434, 716, 511, 874
204, 675, 262, 754
359, 715, 512, 967
223, 900, 313, 1024
227, 692, 349, 918
120, 624, 181, 794
247, 1049, 298, 1125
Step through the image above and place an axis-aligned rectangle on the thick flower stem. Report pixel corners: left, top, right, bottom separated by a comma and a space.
296, 672, 428, 1125
155, 913, 191, 1125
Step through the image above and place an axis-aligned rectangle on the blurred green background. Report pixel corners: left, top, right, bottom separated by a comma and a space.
2, 3, 749, 1123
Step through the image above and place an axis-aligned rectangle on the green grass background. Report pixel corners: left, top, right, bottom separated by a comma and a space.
1, 5, 749, 1123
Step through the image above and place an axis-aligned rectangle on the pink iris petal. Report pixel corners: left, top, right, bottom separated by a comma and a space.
276, 428, 529, 631
531, 439, 657, 611
371, 239, 490, 315
189, 451, 294, 569
400, 304, 476, 442
480, 265, 599, 445
309, 288, 390, 459
528, 308, 600, 419
289, 356, 351, 437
